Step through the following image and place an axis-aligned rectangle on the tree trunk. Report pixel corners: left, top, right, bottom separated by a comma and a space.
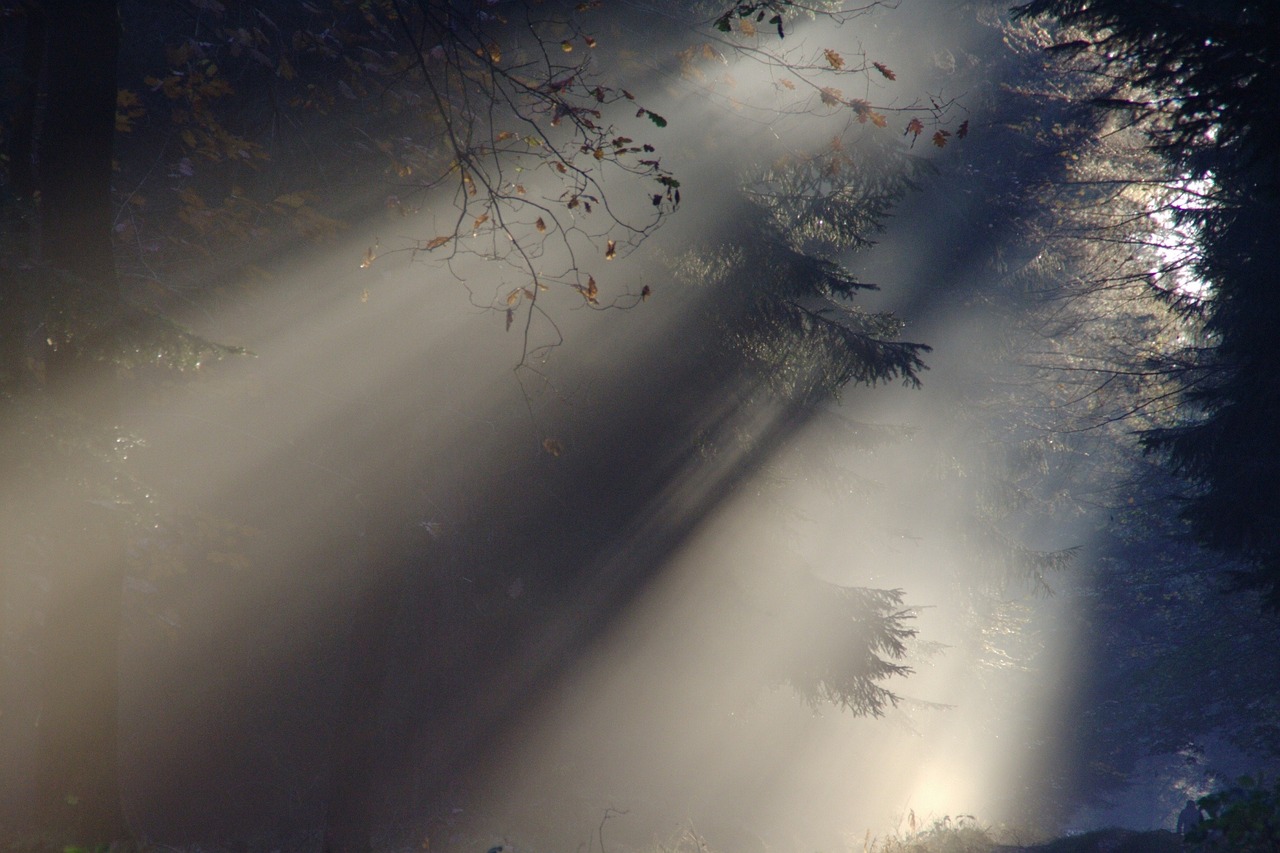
30, 0, 130, 844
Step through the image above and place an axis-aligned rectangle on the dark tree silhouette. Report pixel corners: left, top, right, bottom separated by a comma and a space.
1015, 0, 1280, 609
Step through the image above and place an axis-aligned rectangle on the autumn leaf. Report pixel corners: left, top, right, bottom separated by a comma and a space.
869, 111, 888, 128
904, 117, 924, 147
535, 217, 547, 232
956, 119, 970, 139
820, 87, 843, 107
585, 276, 599, 303
605, 240, 617, 260
873, 62, 896, 81
360, 246, 376, 268
561, 40, 573, 52
505, 308, 514, 331
739, 19, 756, 37
495, 130, 516, 143
932, 129, 951, 148
506, 288, 521, 307
473, 213, 489, 231
585, 36, 597, 48
542, 438, 564, 457
638, 108, 668, 127
823, 49, 845, 70
780, 78, 796, 90
641, 285, 652, 301
424, 235, 452, 250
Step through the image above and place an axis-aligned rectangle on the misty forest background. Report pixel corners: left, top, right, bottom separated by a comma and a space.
1, 1, 1278, 852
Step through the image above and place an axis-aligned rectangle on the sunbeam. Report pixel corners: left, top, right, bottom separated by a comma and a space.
5, 2, 1276, 852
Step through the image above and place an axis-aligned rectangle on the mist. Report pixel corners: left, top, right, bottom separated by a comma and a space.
2, 2, 1274, 851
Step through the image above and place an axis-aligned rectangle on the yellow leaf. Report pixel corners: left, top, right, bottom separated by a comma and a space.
561, 40, 573, 52
593, 148, 604, 160
740, 19, 756, 37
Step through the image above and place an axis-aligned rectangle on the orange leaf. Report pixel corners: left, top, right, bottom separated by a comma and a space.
425, 235, 452, 250
932, 130, 951, 148
823, 49, 844, 70
873, 62, 896, 81
585, 275, 599, 303
506, 288, 521, 306
473, 213, 489, 231
905, 117, 925, 137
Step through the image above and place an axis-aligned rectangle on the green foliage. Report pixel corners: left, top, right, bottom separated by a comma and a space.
1187, 776, 1280, 853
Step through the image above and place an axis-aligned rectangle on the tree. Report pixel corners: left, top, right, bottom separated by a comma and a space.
0, 0, 132, 843
1013, 2, 1280, 609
